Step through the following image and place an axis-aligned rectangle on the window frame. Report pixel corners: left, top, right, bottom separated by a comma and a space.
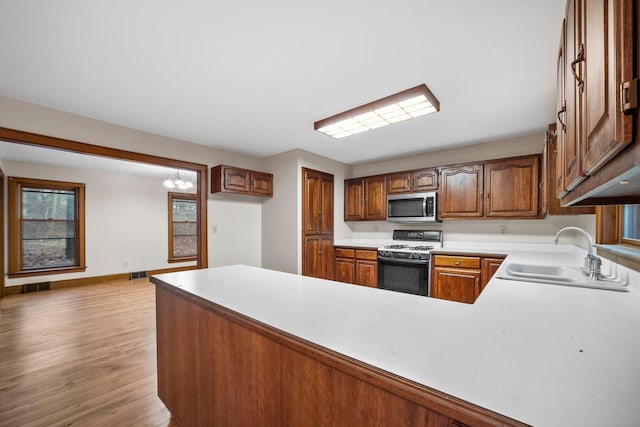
620, 204, 640, 247
167, 192, 198, 263
8, 177, 86, 277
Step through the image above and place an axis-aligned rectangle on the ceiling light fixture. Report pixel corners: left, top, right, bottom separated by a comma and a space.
314, 84, 440, 139
163, 170, 194, 190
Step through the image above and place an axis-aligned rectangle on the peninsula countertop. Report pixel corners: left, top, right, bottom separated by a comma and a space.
151, 244, 640, 427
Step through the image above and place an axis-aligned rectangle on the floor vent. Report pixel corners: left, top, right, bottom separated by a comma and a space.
23, 282, 51, 293
129, 271, 148, 280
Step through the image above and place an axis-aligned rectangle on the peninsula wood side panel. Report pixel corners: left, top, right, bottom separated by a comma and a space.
155, 283, 527, 427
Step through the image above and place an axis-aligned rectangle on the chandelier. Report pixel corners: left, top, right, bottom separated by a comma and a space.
163, 170, 194, 190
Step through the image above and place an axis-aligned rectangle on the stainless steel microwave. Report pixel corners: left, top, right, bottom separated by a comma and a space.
387, 192, 437, 223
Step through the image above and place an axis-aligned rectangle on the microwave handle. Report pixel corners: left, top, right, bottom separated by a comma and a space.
422, 197, 427, 217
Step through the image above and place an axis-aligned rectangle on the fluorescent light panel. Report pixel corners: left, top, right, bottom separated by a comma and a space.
314, 84, 440, 139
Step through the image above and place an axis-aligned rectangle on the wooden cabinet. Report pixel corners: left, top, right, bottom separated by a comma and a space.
211, 165, 273, 197
480, 258, 504, 292
411, 168, 438, 191
440, 156, 541, 220
334, 247, 377, 288
386, 169, 438, 194
544, 124, 595, 215
557, 0, 638, 206
344, 176, 386, 221
439, 164, 484, 219
386, 172, 411, 194
302, 168, 334, 280
303, 169, 333, 235
484, 156, 539, 218
303, 235, 334, 280
432, 254, 504, 304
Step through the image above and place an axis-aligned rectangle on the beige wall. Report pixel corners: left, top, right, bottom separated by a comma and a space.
0, 96, 265, 272
352, 133, 544, 177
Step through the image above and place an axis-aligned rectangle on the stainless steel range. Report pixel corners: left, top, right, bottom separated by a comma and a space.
377, 230, 443, 296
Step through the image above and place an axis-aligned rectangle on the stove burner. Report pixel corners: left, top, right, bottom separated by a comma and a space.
411, 245, 434, 251
385, 244, 409, 249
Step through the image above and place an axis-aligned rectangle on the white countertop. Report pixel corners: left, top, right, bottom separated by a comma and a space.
152, 244, 640, 427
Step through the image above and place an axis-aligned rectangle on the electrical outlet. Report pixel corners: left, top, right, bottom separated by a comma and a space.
499, 225, 508, 234
123, 262, 129, 268
211, 225, 217, 233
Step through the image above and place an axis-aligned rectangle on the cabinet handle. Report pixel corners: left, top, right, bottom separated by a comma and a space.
453, 260, 461, 266
487, 192, 491, 199
557, 100, 567, 132
479, 191, 483, 200
570, 44, 585, 92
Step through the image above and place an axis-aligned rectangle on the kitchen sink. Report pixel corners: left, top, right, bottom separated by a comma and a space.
497, 262, 629, 292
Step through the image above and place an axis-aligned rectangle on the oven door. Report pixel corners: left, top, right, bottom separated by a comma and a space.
377, 256, 430, 296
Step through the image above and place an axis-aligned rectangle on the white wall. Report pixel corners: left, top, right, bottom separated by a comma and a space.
262, 149, 352, 274
4, 160, 197, 285
352, 133, 544, 177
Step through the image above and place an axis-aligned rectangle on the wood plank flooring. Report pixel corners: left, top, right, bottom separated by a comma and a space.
0, 279, 177, 427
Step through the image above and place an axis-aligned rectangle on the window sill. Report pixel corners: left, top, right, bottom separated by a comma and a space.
168, 257, 197, 264
595, 244, 640, 272
8, 266, 87, 279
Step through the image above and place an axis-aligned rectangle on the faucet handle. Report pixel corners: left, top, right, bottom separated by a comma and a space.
584, 254, 602, 280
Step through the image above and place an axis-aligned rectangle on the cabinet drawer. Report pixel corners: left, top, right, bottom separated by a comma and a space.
335, 248, 355, 258
433, 255, 481, 269
356, 249, 377, 260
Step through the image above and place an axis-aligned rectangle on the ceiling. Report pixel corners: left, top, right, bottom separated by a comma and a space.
0, 1, 565, 165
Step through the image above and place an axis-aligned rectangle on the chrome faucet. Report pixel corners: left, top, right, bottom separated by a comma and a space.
553, 226, 602, 280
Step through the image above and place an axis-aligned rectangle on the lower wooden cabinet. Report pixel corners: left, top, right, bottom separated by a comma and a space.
334, 247, 378, 288
303, 236, 334, 280
431, 254, 504, 304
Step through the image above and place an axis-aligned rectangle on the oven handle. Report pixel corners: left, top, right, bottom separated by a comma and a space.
377, 256, 430, 265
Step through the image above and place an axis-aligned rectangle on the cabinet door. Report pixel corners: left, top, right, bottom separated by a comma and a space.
344, 179, 364, 221
540, 131, 549, 216
335, 257, 355, 284
555, 21, 568, 199
546, 126, 596, 215
564, 0, 585, 191
303, 170, 322, 234
411, 169, 438, 191
355, 260, 377, 288
386, 172, 411, 194
223, 166, 250, 192
364, 176, 386, 220
484, 156, 539, 218
431, 267, 480, 304
320, 175, 334, 234
481, 258, 504, 292
303, 236, 334, 280
581, 0, 633, 175
439, 165, 484, 218
250, 171, 273, 196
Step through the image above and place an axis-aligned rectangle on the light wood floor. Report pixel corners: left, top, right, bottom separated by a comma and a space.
0, 279, 177, 427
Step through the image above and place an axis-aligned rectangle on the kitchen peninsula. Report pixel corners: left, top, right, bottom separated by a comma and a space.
151, 246, 640, 427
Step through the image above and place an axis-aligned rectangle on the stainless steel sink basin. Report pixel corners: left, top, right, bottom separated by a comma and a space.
497, 262, 628, 292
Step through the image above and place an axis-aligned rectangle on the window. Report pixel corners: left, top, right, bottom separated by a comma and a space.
621, 204, 640, 245
8, 177, 86, 277
168, 192, 197, 262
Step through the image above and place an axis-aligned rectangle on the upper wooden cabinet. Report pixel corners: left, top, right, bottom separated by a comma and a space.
411, 169, 438, 191
211, 165, 273, 197
303, 169, 333, 235
557, 0, 638, 206
440, 155, 541, 220
386, 172, 411, 194
580, 0, 634, 175
439, 164, 484, 219
386, 169, 438, 194
344, 176, 386, 221
544, 124, 595, 215
484, 156, 539, 218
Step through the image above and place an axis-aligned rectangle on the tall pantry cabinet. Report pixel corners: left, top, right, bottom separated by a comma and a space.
302, 168, 335, 280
